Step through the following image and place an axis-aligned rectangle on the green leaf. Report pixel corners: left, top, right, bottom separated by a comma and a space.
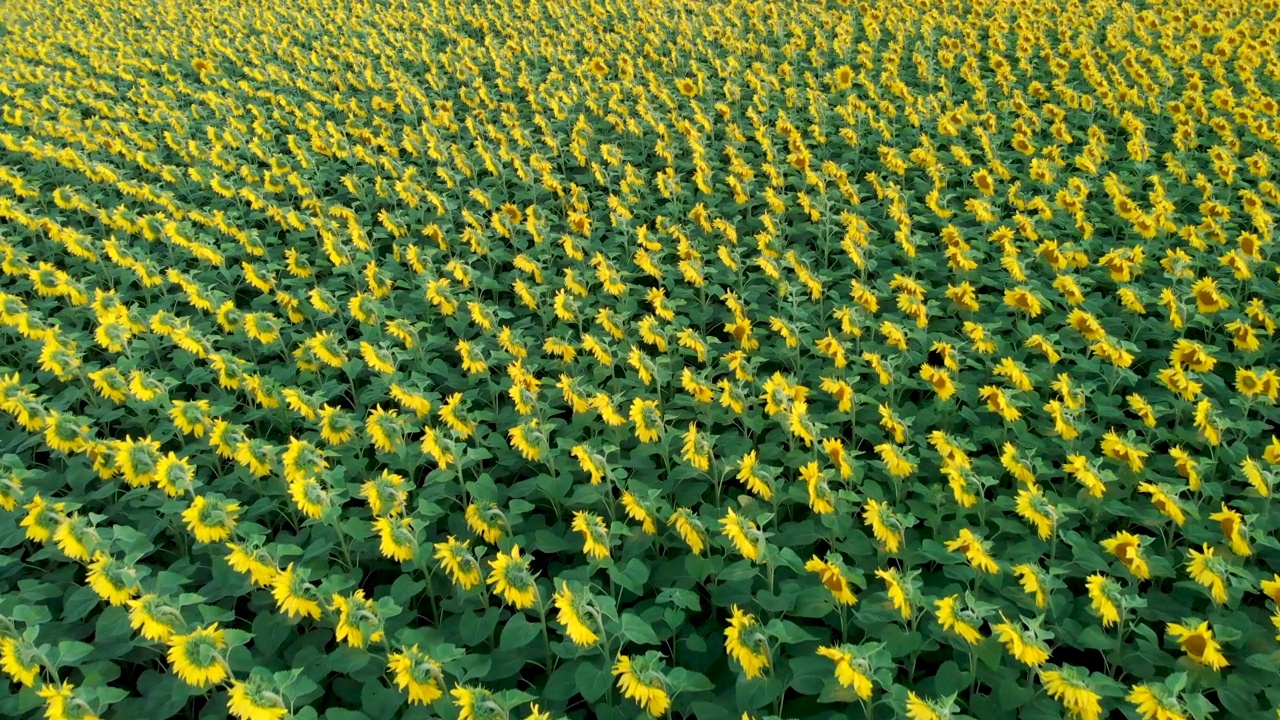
576, 660, 609, 702
253, 611, 294, 657
56, 641, 95, 665
666, 667, 714, 693
619, 613, 660, 645
324, 710, 371, 720
499, 614, 541, 652
458, 608, 500, 646
389, 575, 426, 605
608, 558, 650, 595
327, 646, 372, 675
62, 585, 99, 623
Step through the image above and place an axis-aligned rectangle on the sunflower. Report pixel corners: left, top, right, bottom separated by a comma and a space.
1208, 504, 1251, 555
1100, 531, 1151, 580
992, 614, 1051, 667
1127, 684, 1188, 720
571, 510, 611, 560
271, 563, 322, 620
128, 593, 179, 643
816, 645, 873, 700
724, 606, 770, 679
876, 567, 914, 619
487, 545, 538, 609
0, 637, 39, 687
1040, 666, 1103, 720
181, 494, 240, 543
433, 536, 483, 590
167, 623, 228, 688
553, 582, 599, 647
667, 508, 707, 555
332, 590, 384, 648
862, 498, 904, 553
934, 595, 984, 645
1166, 620, 1228, 670
720, 508, 764, 562
387, 646, 445, 706
804, 555, 858, 606
225, 542, 278, 587
613, 653, 671, 717
1186, 544, 1230, 604
227, 677, 288, 720
1086, 573, 1122, 627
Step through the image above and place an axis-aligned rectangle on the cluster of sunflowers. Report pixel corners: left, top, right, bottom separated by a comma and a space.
2, 0, 1280, 718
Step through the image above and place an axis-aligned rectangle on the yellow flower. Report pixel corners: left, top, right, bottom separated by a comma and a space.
0, 637, 39, 686
735, 451, 774, 500
816, 645, 873, 700
1127, 683, 1188, 720
934, 595, 984, 645
227, 678, 288, 720
992, 614, 1050, 667
169, 399, 212, 438
1209, 504, 1251, 556
1013, 564, 1048, 608
86, 552, 138, 606
167, 624, 228, 688
1168, 446, 1202, 491
388, 646, 445, 706
553, 582, 599, 647
571, 511, 611, 560
1040, 667, 1103, 720
620, 491, 657, 534
1138, 482, 1186, 525
465, 502, 506, 543
667, 507, 707, 555
1263, 573, 1280, 604
1166, 620, 1228, 670
439, 393, 476, 438
920, 364, 957, 400
804, 555, 858, 606
862, 499, 903, 553
53, 515, 95, 562
128, 593, 178, 643
802, 460, 836, 514
945, 529, 1000, 574
225, 543, 278, 587
369, 515, 413, 562
875, 443, 916, 478
1186, 544, 1230, 604
332, 590, 384, 648
37, 682, 93, 720
681, 422, 712, 472
823, 437, 854, 479
630, 397, 663, 442
905, 691, 949, 720
724, 605, 770, 679
876, 567, 913, 619
1014, 484, 1057, 540
720, 507, 764, 561
1190, 276, 1229, 313
1100, 429, 1148, 472
271, 564, 322, 620
613, 653, 671, 717
1086, 573, 1121, 627
433, 536, 482, 590
1100, 531, 1151, 580
182, 495, 240, 544
487, 545, 538, 609
571, 444, 606, 485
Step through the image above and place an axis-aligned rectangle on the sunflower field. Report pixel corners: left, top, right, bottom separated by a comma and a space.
3, 0, 1280, 718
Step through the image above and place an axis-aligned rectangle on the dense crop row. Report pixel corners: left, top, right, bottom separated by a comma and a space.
2, 0, 1280, 719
